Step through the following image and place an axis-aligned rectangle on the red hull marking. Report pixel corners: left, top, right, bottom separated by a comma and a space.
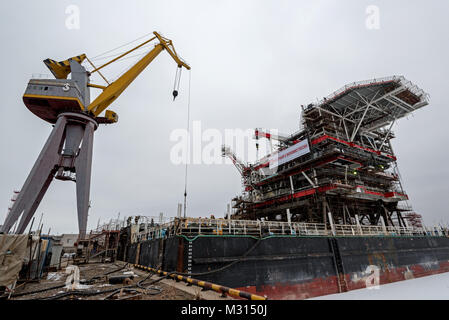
236, 263, 449, 300
236, 276, 340, 300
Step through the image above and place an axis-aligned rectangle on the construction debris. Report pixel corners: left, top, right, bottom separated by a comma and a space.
7, 262, 196, 300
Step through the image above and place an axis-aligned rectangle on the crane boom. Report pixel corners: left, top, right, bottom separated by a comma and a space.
254, 128, 290, 142
221, 145, 250, 175
88, 31, 190, 117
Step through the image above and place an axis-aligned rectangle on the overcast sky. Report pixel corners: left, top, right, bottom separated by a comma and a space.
0, 0, 448, 234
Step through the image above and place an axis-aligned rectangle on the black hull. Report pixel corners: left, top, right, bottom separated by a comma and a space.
122, 235, 449, 299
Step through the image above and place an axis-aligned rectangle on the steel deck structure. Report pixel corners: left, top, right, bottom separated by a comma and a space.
226, 76, 429, 227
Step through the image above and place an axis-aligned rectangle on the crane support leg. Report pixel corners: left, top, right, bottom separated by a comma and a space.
2, 116, 67, 234
75, 121, 95, 238
0, 113, 97, 238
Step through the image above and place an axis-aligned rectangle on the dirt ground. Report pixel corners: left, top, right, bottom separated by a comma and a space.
10, 261, 195, 300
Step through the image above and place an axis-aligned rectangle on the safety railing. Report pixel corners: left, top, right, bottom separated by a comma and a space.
176, 218, 329, 237
317, 76, 407, 108
129, 218, 448, 239
95, 219, 127, 232
101, 216, 449, 242
31, 73, 53, 79
333, 224, 416, 236
307, 75, 429, 111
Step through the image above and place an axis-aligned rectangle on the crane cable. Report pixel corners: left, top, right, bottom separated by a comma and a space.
90, 32, 154, 60
112, 51, 149, 82
84, 32, 155, 82
183, 70, 191, 218
89, 44, 153, 63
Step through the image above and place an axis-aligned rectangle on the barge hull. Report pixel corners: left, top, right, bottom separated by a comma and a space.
123, 235, 449, 299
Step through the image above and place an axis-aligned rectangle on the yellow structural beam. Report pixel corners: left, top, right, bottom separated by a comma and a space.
87, 32, 190, 117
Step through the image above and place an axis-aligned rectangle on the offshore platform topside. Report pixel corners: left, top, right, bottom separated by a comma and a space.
226, 76, 428, 228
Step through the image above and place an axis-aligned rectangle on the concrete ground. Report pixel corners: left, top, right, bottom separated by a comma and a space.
10, 261, 232, 300
130, 265, 234, 300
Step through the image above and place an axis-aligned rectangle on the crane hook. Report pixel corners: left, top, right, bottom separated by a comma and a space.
172, 65, 182, 101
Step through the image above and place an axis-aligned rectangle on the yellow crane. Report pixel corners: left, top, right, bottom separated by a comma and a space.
2, 32, 190, 237
37, 31, 190, 123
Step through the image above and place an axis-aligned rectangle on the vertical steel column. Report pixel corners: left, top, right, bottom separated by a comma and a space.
1, 116, 67, 234
75, 122, 95, 238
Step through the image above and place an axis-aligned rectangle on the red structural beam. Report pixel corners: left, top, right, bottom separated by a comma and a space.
252, 133, 396, 172
251, 184, 407, 209
255, 155, 364, 187
311, 135, 397, 160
